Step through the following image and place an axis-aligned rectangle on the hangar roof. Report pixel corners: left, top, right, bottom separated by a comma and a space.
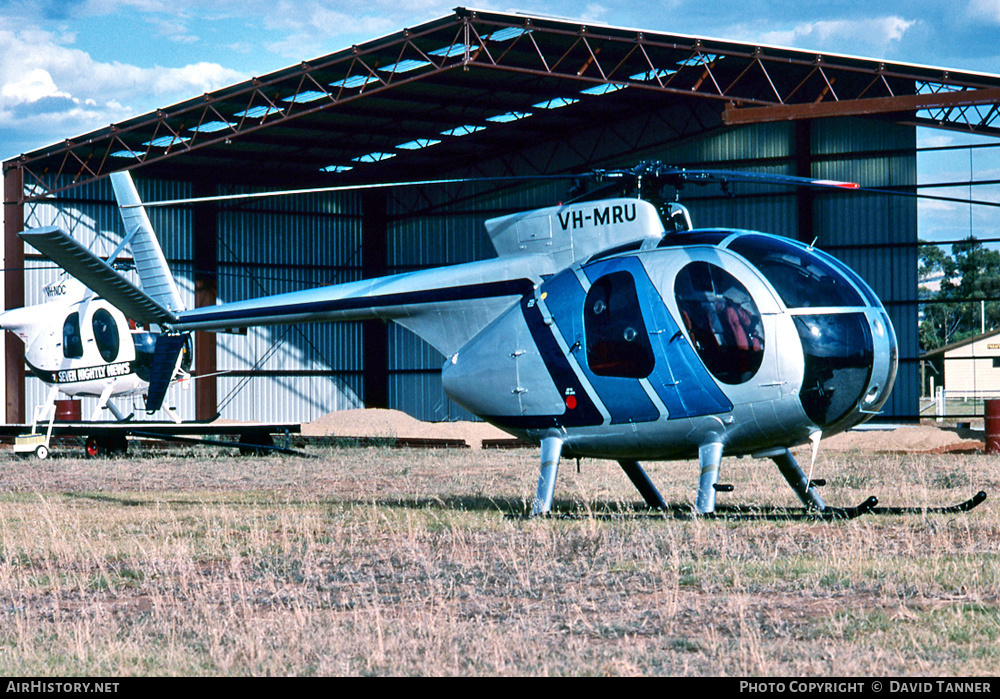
6, 6, 1000, 202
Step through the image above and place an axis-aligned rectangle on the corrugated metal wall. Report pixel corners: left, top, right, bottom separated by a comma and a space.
214, 191, 365, 422
811, 120, 918, 420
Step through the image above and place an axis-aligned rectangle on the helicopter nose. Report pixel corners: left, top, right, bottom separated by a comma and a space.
793, 309, 896, 431
0, 306, 38, 339
860, 310, 898, 416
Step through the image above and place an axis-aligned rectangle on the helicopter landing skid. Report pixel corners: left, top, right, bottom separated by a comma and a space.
700, 496, 878, 521
515, 491, 987, 521
681, 490, 986, 520
869, 490, 987, 516
691, 490, 988, 520
513, 498, 877, 521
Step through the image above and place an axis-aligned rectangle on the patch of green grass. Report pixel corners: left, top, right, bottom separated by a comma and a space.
823, 603, 1000, 665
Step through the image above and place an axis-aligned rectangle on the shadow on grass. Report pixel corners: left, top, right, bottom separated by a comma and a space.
62, 490, 984, 520
369, 496, 875, 521
61, 491, 672, 517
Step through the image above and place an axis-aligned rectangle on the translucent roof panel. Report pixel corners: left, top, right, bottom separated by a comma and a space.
630, 69, 676, 81
486, 27, 530, 42
440, 125, 486, 137
429, 43, 471, 58
281, 91, 329, 104
352, 152, 396, 163
486, 111, 531, 123
330, 75, 380, 89
234, 105, 281, 119
533, 97, 579, 109
189, 121, 236, 133
378, 59, 432, 73
579, 83, 628, 95
142, 135, 191, 148
396, 138, 442, 150
676, 53, 722, 66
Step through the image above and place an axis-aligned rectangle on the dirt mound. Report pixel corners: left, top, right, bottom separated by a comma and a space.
301, 411, 984, 453
301, 411, 987, 454
301, 408, 512, 449
808, 425, 983, 454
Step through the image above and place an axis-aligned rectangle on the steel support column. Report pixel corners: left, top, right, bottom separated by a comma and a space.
362, 190, 388, 409
3, 165, 25, 424
795, 120, 814, 244
192, 181, 218, 420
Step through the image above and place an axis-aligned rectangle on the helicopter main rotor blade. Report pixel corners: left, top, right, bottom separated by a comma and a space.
111, 158, 1000, 211
595, 163, 860, 190
116, 161, 861, 209
854, 186, 1000, 208
680, 169, 860, 190
119, 174, 576, 208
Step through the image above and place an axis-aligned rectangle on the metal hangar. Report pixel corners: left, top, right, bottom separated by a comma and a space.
4, 7, 1000, 424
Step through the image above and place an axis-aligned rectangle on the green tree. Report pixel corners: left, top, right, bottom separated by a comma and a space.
920, 237, 1000, 351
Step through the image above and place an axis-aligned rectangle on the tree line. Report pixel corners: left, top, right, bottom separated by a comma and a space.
920, 236, 1000, 351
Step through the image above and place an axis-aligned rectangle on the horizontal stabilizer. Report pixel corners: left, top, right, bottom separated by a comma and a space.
19, 226, 179, 326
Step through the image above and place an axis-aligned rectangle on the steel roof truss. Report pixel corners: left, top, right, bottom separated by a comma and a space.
722, 54, 784, 105
9, 8, 1000, 204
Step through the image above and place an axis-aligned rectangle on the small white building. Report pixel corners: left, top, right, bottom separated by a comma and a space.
923, 329, 1000, 399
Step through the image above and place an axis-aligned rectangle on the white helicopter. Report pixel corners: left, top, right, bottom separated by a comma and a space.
2, 174, 192, 457
18, 164, 986, 517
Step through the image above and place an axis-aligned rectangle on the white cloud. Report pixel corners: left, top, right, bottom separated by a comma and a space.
263, 4, 395, 58
579, 4, 611, 24
150, 62, 246, 93
967, 0, 1000, 24
261, 0, 457, 58
756, 16, 917, 57
1, 68, 70, 104
0, 19, 245, 156
143, 15, 200, 44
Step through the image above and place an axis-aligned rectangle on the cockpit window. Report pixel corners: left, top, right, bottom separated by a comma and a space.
674, 262, 764, 385
727, 234, 866, 308
656, 231, 732, 248
92, 308, 120, 362
132, 332, 157, 382
794, 313, 874, 427
62, 313, 83, 359
585, 271, 655, 378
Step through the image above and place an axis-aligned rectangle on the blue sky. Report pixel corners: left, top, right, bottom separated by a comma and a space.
3, 1, 1000, 160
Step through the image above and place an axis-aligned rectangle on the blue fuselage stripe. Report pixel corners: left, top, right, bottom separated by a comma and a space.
482, 256, 733, 431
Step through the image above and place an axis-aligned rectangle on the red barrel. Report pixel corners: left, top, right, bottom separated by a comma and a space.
54, 399, 81, 422
986, 399, 1000, 454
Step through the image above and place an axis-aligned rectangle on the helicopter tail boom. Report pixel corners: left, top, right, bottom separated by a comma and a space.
169, 258, 541, 356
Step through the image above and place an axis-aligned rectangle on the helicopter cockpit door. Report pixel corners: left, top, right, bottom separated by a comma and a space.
541, 256, 733, 427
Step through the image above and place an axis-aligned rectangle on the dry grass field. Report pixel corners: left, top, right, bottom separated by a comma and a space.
0, 425, 997, 676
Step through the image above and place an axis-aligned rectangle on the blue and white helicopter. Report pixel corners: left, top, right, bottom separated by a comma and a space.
21, 163, 968, 517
